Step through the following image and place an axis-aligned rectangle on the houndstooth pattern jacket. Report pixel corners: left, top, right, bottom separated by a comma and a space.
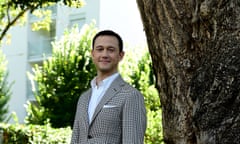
70, 75, 146, 144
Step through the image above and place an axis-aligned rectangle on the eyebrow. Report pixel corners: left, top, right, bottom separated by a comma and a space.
95, 45, 116, 49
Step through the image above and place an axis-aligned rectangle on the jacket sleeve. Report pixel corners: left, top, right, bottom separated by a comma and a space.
70, 99, 81, 144
122, 89, 147, 144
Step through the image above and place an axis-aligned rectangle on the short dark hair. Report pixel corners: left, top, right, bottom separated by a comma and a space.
92, 30, 123, 52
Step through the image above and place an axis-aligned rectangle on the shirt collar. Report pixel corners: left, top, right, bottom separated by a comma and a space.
91, 72, 119, 88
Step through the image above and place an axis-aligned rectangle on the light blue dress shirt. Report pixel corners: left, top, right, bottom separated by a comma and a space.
88, 72, 119, 122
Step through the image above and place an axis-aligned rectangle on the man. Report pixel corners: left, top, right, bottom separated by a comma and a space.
71, 30, 146, 144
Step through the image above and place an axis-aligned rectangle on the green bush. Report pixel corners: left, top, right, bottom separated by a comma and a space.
145, 109, 164, 144
0, 122, 71, 144
25, 23, 97, 128
0, 50, 11, 122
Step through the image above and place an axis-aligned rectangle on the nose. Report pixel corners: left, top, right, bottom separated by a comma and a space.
102, 49, 109, 57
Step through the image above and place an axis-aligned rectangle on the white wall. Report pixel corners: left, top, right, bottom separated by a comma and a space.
98, 0, 146, 48
2, 25, 28, 123
55, 1, 100, 39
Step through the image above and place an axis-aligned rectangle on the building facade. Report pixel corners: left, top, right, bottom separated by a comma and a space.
2, 0, 146, 123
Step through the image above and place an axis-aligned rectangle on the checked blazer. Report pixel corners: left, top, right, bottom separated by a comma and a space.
70, 75, 146, 144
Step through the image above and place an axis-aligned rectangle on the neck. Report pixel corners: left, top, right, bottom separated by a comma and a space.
96, 71, 118, 84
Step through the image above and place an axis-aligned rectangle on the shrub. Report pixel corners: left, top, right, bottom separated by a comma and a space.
25, 23, 97, 128
0, 50, 11, 122
145, 109, 164, 144
0, 122, 72, 144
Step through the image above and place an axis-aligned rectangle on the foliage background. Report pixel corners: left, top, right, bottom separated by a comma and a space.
0, 50, 11, 122
0, 122, 72, 144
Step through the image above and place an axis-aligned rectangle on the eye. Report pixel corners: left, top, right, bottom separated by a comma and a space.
108, 48, 115, 52
95, 47, 104, 51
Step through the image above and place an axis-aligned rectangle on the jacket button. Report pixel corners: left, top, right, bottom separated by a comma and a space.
88, 135, 93, 139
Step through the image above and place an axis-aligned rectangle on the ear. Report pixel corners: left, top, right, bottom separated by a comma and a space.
119, 51, 125, 61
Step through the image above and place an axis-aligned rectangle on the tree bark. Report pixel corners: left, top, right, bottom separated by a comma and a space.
136, 0, 240, 143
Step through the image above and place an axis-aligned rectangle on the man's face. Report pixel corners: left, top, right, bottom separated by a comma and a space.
91, 35, 124, 75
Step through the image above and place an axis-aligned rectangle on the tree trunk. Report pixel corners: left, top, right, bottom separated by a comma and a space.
136, 0, 240, 143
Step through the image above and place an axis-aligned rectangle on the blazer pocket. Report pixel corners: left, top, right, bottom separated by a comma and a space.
103, 104, 117, 108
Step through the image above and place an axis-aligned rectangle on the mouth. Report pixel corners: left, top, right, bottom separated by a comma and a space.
99, 60, 110, 63
98, 61, 109, 65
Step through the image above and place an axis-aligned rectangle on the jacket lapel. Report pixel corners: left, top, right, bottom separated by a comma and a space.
90, 75, 125, 124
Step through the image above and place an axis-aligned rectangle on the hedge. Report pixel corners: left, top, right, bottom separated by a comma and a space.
0, 122, 71, 144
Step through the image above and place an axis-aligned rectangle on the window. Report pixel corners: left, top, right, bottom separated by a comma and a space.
69, 13, 86, 29
28, 20, 56, 61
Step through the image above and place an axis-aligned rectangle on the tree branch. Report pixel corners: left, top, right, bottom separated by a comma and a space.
0, 8, 29, 41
